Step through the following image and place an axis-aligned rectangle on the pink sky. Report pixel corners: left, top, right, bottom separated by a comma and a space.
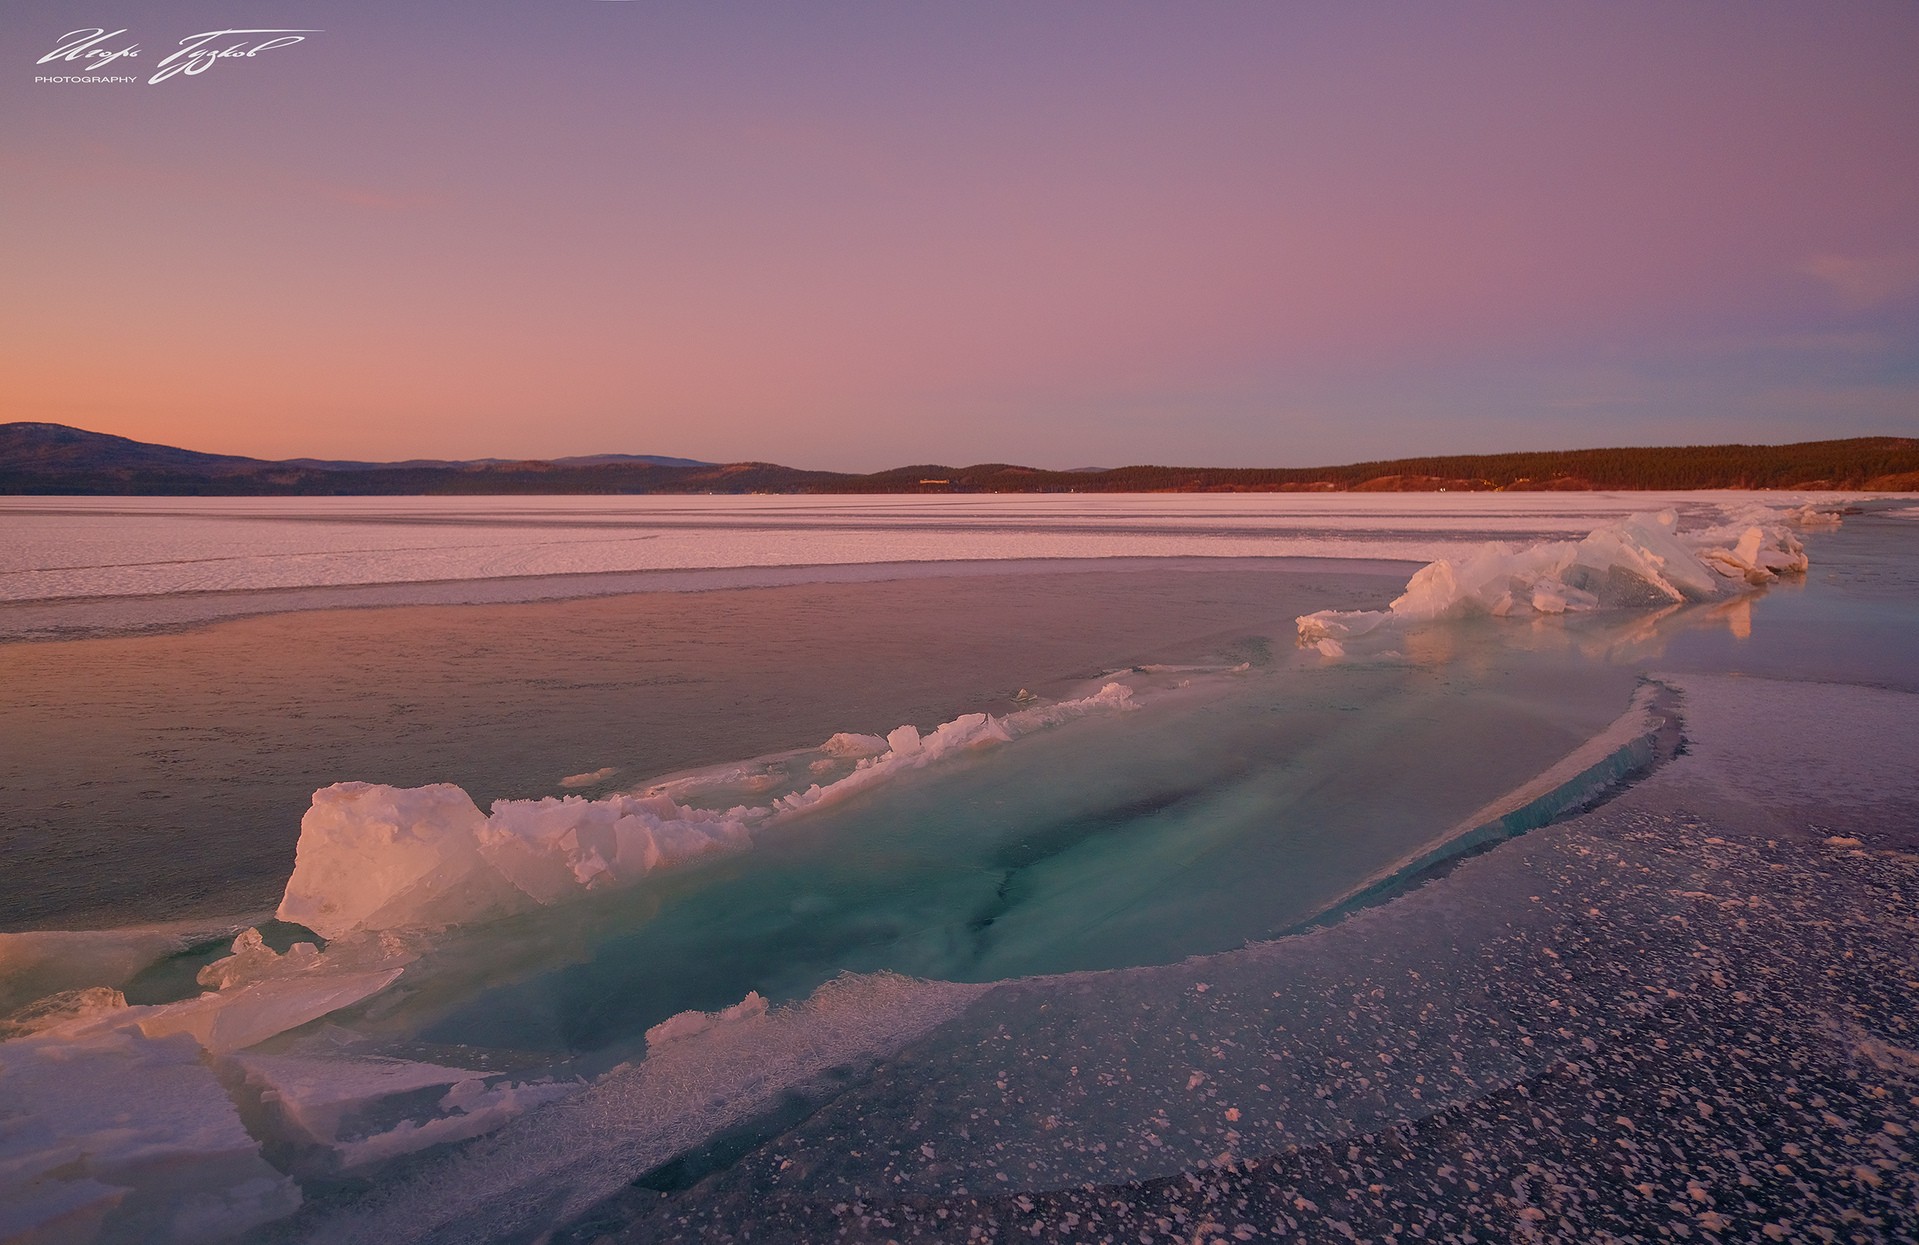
3, 2, 1916, 469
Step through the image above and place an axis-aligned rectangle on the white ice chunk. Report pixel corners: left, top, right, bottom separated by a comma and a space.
1, 986, 128, 1039
999, 681, 1138, 732
819, 732, 889, 758
331, 1077, 576, 1170
134, 929, 414, 1054
139, 966, 407, 1055
1566, 510, 1720, 604
776, 715, 1012, 816
922, 712, 1015, 754
1785, 501, 1843, 528
279, 783, 760, 938
1536, 580, 1597, 614
645, 990, 771, 1048
197, 927, 321, 991
1298, 508, 1819, 645
277, 783, 505, 939
231, 1051, 485, 1145
1696, 521, 1810, 584
1297, 607, 1391, 642
775, 691, 1122, 818
487, 791, 759, 896
1699, 526, 1776, 585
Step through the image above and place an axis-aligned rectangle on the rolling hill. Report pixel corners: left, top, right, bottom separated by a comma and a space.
3, 423, 1915, 495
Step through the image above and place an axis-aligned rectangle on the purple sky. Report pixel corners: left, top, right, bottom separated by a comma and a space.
4, 1, 1916, 469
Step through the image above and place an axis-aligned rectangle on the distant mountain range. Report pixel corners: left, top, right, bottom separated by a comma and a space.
3, 422, 1916, 495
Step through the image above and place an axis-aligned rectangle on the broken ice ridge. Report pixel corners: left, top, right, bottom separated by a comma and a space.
277, 681, 1140, 941
1297, 503, 1829, 651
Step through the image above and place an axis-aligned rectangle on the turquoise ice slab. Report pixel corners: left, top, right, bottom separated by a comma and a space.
405, 638, 1636, 1058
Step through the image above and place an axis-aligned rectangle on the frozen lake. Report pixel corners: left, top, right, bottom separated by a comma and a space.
0, 490, 1826, 601
1, 491, 1914, 1243
0, 491, 1855, 642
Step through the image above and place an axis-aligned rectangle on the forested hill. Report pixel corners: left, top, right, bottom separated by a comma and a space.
2, 423, 1916, 494
837, 438, 1919, 493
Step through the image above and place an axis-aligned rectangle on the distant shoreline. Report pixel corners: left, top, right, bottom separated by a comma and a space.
5, 423, 1917, 496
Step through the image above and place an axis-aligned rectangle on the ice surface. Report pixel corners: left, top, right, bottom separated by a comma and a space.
11, 926, 414, 1056
0, 922, 444, 1238
275, 675, 1919, 1243
1640, 672, 1919, 836
0, 492, 1859, 609
0, 1023, 300, 1244
296, 974, 991, 1245
6, 494, 1894, 1243
231, 1051, 486, 1148
3, 666, 1172, 1230
1299, 505, 1826, 643
563, 674, 1916, 1245
1296, 679, 1678, 926
336, 658, 1643, 1077
0, 925, 540, 1240
232, 1049, 578, 1175
138, 965, 406, 1056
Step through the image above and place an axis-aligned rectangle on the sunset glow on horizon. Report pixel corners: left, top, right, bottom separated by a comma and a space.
4, 1, 1917, 470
